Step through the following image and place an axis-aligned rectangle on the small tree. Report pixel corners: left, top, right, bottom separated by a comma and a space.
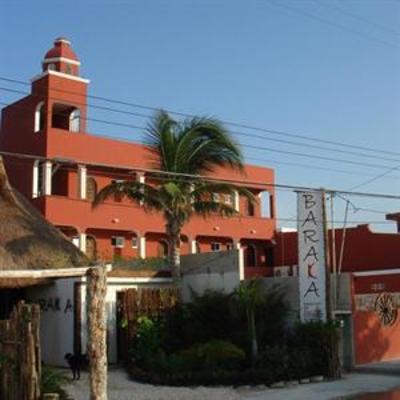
233, 279, 264, 366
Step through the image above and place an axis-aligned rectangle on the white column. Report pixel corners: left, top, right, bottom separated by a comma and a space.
234, 190, 240, 212
42, 160, 52, 196
190, 239, 197, 254
78, 164, 87, 199
239, 247, 245, 281
137, 172, 145, 206
139, 235, 146, 259
79, 232, 87, 253
32, 160, 39, 198
233, 239, 241, 250
234, 239, 245, 280
137, 172, 145, 184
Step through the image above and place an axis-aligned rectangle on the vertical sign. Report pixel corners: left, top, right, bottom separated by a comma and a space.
297, 190, 327, 322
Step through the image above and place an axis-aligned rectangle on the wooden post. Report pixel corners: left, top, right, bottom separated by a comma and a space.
86, 267, 108, 400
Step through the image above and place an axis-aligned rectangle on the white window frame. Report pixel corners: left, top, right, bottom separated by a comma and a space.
72, 236, 80, 248
111, 236, 125, 248
224, 194, 233, 205
212, 193, 220, 202
131, 237, 138, 248
69, 109, 80, 132
211, 242, 221, 252
34, 101, 45, 133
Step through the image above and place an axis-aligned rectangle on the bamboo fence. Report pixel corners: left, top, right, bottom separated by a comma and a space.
116, 288, 178, 361
0, 302, 41, 400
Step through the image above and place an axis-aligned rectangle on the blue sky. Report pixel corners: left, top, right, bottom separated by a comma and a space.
1, 0, 399, 231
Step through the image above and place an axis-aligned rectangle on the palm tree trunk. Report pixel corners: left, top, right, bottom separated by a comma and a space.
166, 219, 182, 290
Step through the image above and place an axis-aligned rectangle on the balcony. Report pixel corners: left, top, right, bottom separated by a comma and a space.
33, 195, 276, 240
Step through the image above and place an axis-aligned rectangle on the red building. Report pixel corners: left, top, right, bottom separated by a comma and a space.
0, 38, 277, 278
275, 224, 400, 275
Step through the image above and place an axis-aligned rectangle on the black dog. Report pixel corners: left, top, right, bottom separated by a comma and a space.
64, 353, 88, 380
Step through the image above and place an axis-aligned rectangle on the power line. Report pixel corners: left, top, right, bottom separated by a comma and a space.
3, 85, 400, 165
347, 164, 400, 191
1, 154, 396, 225
1, 149, 400, 200
314, 0, 400, 37
267, 0, 400, 49
2, 75, 400, 158
1, 97, 399, 175
244, 155, 400, 182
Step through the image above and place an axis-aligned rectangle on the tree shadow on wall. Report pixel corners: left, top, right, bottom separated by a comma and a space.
355, 310, 395, 365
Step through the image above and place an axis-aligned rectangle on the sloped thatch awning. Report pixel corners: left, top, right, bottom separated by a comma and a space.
0, 156, 90, 288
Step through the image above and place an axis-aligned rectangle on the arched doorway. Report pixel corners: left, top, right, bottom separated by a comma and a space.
246, 245, 257, 267
157, 240, 169, 258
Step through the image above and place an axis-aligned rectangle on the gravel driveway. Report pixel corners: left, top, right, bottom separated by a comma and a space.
64, 368, 400, 400
64, 368, 240, 400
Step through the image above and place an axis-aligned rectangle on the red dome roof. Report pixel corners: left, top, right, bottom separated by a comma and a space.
44, 37, 79, 61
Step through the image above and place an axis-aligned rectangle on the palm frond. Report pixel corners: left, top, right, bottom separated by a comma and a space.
93, 180, 164, 211
192, 200, 238, 218
144, 110, 178, 172
175, 117, 245, 174
191, 182, 256, 204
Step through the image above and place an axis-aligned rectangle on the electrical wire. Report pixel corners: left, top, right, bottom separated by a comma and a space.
1, 98, 399, 174
2, 75, 400, 158
313, 0, 400, 37
2, 149, 400, 200
2, 85, 400, 165
267, 0, 400, 49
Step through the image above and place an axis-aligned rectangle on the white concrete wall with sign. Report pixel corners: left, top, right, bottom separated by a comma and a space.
27, 278, 78, 366
27, 275, 173, 366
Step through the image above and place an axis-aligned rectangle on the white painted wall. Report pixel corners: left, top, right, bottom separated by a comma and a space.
27, 276, 173, 366
27, 278, 79, 366
181, 250, 242, 302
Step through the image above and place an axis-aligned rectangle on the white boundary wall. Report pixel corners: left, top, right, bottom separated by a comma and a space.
181, 249, 243, 302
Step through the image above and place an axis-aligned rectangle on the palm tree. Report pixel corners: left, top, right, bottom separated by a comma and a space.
94, 111, 254, 286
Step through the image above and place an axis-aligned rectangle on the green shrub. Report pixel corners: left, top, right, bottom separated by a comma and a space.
41, 365, 68, 393
162, 287, 289, 359
287, 320, 341, 378
180, 340, 246, 371
112, 256, 167, 270
287, 347, 314, 379
256, 345, 288, 380
163, 290, 246, 353
131, 316, 164, 368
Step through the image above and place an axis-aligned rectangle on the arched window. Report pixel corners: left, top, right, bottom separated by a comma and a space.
34, 102, 45, 133
86, 236, 97, 261
69, 109, 80, 132
246, 245, 257, 267
247, 199, 255, 217
158, 240, 169, 258
86, 177, 97, 202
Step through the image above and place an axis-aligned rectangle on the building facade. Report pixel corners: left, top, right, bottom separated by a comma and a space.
0, 38, 277, 278
274, 224, 400, 275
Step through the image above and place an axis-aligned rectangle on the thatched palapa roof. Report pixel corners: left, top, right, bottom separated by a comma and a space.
0, 156, 89, 288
